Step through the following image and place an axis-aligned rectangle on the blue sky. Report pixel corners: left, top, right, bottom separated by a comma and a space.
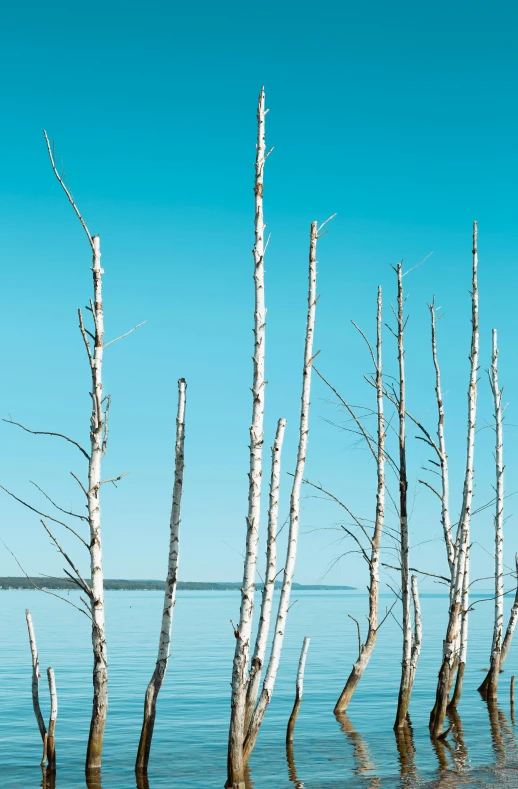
0, 0, 517, 590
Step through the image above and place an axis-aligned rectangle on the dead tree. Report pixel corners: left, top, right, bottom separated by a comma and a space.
429, 222, 479, 734
227, 87, 269, 788
478, 331, 504, 699
394, 261, 412, 730
1, 133, 144, 772
239, 217, 330, 775
333, 286, 385, 713
286, 636, 310, 744
136, 379, 187, 774
500, 553, 518, 668
46, 668, 57, 772
25, 610, 47, 765
245, 417, 287, 727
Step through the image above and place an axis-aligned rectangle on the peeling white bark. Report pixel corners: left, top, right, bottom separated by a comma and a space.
409, 575, 422, 686
286, 636, 310, 744
479, 331, 504, 697
245, 417, 287, 727
450, 222, 479, 710
430, 300, 454, 573
47, 667, 57, 771
85, 234, 108, 772
136, 379, 187, 773
501, 553, 518, 667
430, 223, 479, 732
394, 261, 412, 730
227, 88, 268, 789
25, 609, 47, 761
243, 219, 321, 765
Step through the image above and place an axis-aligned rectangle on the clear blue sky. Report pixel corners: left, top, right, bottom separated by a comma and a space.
0, 0, 517, 590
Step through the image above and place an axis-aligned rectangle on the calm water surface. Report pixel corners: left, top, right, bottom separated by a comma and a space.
1, 590, 518, 788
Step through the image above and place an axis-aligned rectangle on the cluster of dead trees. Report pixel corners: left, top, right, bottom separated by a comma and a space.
3, 87, 517, 789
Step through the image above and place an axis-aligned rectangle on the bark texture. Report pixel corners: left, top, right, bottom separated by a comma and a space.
43, 134, 111, 773
242, 219, 321, 767
429, 222, 479, 732
245, 418, 287, 728
479, 330, 503, 699
501, 553, 518, 667
136, 379, 187, 774
84, 234, 108, 773
227, 87, 268, 789
286, 636, 310, 744
46, 668, 57, 772
25, 609, 47, 763
334, 286, 385, 713
394, 262, 412, 730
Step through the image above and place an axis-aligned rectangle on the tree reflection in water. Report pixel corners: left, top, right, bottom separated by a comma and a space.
40, 766, 56, 789
394, 718, 417, 788
335, 712, 381, 788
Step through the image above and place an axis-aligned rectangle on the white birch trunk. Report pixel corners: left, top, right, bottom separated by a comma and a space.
47, 667, 57, 771
501, 553, 518, 667
136, 378, 187, 773
227, 88, 268, 789
286, 636, 310, 743
85, 234, 108, 773
25, 609, 47, 762
245, 417, 287, 727
479, 330, 504, 697
334, 286, 385, 713
430, 222, 479, 732
409, 575, 422, 688
449, 222, 479, 710
394, 261, 412, 730
430, 300, 454, 573
242, 219, 320, 765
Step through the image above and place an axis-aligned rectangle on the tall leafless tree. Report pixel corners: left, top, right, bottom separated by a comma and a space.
478, 331, 504, 699
227, 87, 269, 787
334, 286, 385, 713
429, 222, 479, 735
245, 417, 287, 728
136, 379, 187, 773
394, 261, 412, 730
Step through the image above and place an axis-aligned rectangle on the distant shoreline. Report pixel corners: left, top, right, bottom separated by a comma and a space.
0, 577, 356, 592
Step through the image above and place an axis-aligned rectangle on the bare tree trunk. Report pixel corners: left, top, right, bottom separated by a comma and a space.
450, 545, 470, 709
25, 610, 47, 764
429, 299, 454, 572
408, 576, 422, 691
394, 261, 412, 730
429, 222, 479, 731
479, 330, 504, 699
84, 233, 109, 773
46, 668, 57, 772
242, 218, 327, 767
286, 636, 310, 744
501, 553, 518, 667
245, 418, 287, 728
334, 286, 385, 713
43, 135, 111, 773
136, 379, 187, 774
226, 88, 268, 789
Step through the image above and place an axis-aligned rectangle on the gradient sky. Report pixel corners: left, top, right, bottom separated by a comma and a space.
0, 0, 517, 591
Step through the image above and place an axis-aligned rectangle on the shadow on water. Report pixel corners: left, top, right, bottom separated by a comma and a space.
335, 712, 381, 788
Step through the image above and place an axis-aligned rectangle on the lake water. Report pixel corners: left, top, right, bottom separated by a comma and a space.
1, 589, 518, 788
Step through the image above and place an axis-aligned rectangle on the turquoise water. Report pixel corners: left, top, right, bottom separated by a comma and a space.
1, 590, 517, 788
